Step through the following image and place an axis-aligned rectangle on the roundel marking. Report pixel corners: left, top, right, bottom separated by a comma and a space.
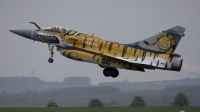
158, 37, 171, 50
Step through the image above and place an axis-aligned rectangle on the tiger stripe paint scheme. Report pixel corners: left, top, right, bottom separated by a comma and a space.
10, 23, 185, 78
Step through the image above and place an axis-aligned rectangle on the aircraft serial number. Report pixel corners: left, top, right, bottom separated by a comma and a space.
101, 58, 111, 65
84, 41, 98, 47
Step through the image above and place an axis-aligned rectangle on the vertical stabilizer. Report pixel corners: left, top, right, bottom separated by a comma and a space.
127, 26, 186, 54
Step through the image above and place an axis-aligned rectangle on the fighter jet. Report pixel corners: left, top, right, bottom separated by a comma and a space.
10, 22, 185, 78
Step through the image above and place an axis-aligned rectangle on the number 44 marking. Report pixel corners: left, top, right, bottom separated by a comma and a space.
101, 58, 111, 65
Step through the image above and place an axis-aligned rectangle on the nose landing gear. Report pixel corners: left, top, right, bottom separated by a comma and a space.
48, 44, 54, 63
48, 58, 53, 63
103, 68, 119, 78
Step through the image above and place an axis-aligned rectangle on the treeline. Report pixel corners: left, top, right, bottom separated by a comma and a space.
0, 76, 91, 93
1, 77, 200, 93
0, 76, 91, 86
0, 85, 200, 107
99, 78, 200, 91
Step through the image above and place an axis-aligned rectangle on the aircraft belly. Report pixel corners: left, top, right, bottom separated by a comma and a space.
60, 50, 144, 72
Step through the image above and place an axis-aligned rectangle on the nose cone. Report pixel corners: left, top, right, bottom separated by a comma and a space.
9, 30, 32, 39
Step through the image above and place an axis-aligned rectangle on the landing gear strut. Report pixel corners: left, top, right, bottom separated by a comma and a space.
48, 44, 54, 63
103, 68, 119, 78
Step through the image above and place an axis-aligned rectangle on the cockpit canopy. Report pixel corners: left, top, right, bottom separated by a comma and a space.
42, 26, 68, 33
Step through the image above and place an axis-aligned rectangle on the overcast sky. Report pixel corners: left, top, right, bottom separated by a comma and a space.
0, 0, 200, 85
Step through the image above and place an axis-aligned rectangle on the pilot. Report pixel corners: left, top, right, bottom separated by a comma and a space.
61, 28, 67, 33
55, 27, 60, 33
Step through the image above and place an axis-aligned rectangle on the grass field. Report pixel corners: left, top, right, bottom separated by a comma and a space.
0, 107, 200, 112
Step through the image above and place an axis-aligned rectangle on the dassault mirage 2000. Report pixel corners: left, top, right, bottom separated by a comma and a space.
10, 22, 185, 78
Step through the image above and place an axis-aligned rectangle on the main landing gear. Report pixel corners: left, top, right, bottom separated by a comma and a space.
103, 68, 119, 78
48, 44, 54, 63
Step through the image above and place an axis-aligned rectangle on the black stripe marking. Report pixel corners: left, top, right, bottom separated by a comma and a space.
141, 51, 147, 62
168, 55, 173, 62
153, 53, 156, 60
165, 62, 168, 69
168, 55, 171, 59
144, 41, 149, 45
67, 52, 73, 58
73, 40, 77, 48
134, 48, 137, 56
105, 41, 108, 47
91, 38, 95, 48
121, 46, 127, 57
82, 37, 87, 48
61, 51, 67, 56
172, 45, 176, 49
99, 41, 103, 51
62, 51, 66, 55
156, 60, 159, 67
135, 56, 138, 61
97, 58, 99, 63
109, 42, 114, 52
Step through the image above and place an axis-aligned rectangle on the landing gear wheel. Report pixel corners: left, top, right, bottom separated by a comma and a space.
48, 58, 53, 63
103, 68, 112, 77
111, 69, 119, 78
48, 44, 54, 63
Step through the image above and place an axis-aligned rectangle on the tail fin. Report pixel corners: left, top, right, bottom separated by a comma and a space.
127, 26, 185, 54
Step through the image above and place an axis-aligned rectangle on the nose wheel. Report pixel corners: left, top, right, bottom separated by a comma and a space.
48, 44, 54, 63
48, 58, 53, 63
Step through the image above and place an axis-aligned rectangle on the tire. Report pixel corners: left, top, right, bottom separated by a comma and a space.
48, 58, 53, 63
111, 69, 119, 78
103, 68, 112, 77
